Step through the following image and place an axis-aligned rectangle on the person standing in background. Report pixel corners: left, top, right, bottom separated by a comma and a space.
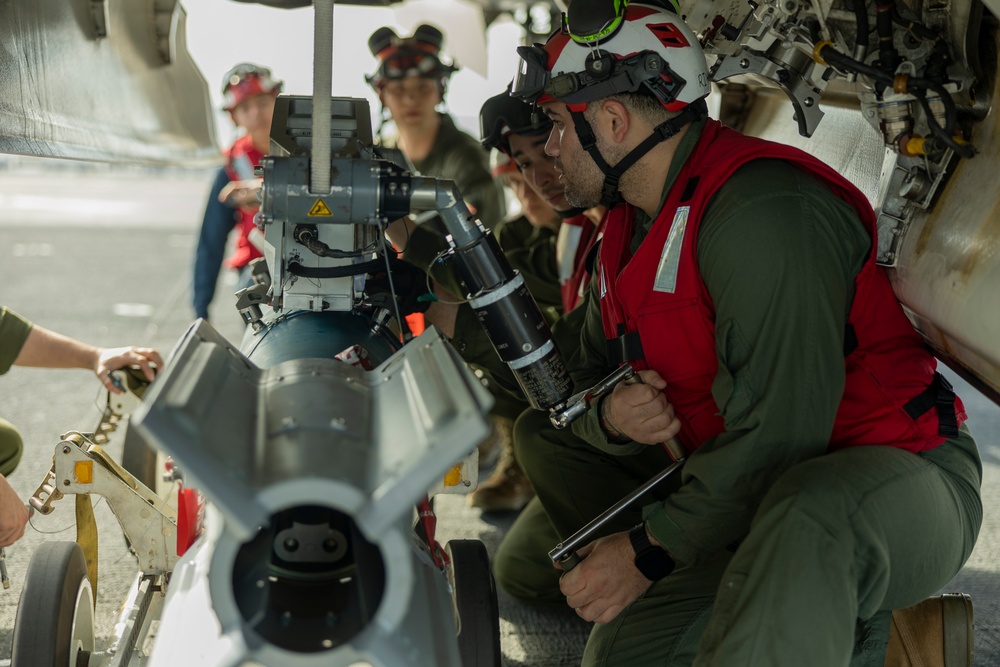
366, 23, 505, 234
192, 63, 282, 321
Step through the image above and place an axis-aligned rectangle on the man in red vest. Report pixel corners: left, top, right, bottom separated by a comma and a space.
510, 2, 982, 664
192, 63, 281, 321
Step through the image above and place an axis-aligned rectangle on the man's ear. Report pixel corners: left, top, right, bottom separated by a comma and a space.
599, 99, 630, 145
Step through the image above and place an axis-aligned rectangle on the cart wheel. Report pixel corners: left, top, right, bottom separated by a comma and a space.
11, 541, 96, 667
446, 539, 501, 667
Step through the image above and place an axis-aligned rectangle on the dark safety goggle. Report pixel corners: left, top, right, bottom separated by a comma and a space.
382, 49, 447, 80
479, 90, 552, 152
366, 47, 456, 88
512, 45, 686, 107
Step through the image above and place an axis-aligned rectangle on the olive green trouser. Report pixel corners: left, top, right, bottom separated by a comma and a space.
493, 408, 679, 604
0, 417, 24, 476
496, 409, 983, 667
687, 429, 982, 667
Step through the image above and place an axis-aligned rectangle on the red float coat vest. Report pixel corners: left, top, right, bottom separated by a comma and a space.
557, 213, 604, 312
223, 134, 265, 270
599, 119, 964, 454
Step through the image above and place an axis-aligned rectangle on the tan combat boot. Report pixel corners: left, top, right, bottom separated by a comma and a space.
468, 415, 533, 512
885, 593, 974, 667
474, 414, 512, 472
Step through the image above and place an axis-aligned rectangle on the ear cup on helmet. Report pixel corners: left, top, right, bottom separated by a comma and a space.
368, 27, 398, 57
412, 24, 445, 51
585, 51, 615, 81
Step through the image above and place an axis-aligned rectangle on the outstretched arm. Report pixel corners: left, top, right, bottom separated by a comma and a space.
13, 325, 163, 394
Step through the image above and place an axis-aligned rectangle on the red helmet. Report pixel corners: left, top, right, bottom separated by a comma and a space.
489, 148, 518, 178
221, 63, 282, 112
511, 1, 709, 112
365, 24, 458, 92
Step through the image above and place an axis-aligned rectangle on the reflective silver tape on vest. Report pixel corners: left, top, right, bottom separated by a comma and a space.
653, 206, 689, 294
468, 272, 524, 308
508, 338, 556, 369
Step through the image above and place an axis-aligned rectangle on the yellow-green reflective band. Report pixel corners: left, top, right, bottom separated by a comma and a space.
567, 0, 628, 44
570, 15, 623, 43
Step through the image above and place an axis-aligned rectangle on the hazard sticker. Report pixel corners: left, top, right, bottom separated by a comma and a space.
308, 199, 333, 217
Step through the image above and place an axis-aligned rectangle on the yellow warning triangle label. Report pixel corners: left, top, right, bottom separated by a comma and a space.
308, 198, 333, 217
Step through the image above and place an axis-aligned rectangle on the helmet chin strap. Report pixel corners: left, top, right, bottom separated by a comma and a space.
569, 98, 708, 209
557, 206, 588, 219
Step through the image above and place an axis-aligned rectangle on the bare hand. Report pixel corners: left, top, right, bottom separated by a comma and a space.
0, 475, 28, 547
95, 347, 164, 394
603, 369, 681, 444
559, 531, 651, 624
219, 179, 262, 209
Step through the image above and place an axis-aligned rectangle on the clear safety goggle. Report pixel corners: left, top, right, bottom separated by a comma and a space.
510, 45, 554, 103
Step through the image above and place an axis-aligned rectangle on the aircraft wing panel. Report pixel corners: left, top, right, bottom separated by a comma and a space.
0, 0, 217, 164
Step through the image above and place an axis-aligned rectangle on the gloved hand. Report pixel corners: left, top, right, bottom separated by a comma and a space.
366, 257, 436, 315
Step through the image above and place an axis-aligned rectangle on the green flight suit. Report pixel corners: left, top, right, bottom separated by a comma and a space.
501, 119, 982, 666
388, 112, 506, 298
0, 307, 32, 475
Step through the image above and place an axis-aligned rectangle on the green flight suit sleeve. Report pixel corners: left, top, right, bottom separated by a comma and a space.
398, 225, 465, 298
0, 307, 34, 375
641, 159, 871, 566
569, 281, 649, 456
500, 226, 563, 314
416, 115, 506, 232
443, 141, 506, 232
399, 115, 506, 296
447, 217, 565, 402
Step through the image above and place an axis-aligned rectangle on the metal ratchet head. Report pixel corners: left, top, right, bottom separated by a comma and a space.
548, 364, 636, 429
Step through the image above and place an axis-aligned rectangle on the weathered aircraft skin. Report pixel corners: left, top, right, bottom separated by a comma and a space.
0, 0, 217, 164
679, 0, 1000, 403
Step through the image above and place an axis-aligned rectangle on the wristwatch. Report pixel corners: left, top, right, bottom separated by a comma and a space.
629, 523, 675, 582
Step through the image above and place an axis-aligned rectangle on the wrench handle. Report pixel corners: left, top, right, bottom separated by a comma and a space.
556, 551, 583, 571
548, 458, 685, 568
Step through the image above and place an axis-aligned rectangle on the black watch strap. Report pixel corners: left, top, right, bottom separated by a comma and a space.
629, 523, 675, 582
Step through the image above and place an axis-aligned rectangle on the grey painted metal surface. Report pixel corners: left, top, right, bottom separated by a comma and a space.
126, 319, 493, 665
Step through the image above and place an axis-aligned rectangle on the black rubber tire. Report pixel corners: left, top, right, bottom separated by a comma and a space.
11, 541, 95, 667
446, 539, 502, 667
